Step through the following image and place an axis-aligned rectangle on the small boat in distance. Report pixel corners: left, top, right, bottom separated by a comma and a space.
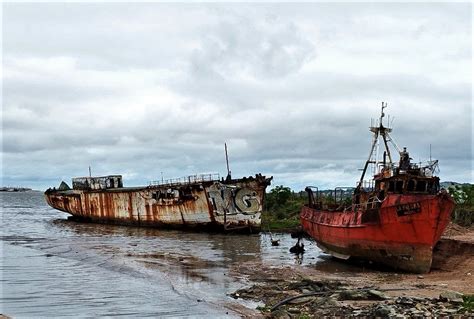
301, 103, 455, 273
45, 146, 272, 232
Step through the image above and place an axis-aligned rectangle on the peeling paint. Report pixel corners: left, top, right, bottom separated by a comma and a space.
45, 174, 272, 233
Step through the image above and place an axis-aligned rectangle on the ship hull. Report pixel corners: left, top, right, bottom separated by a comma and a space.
45, 175, 271, 233
301, 192, 455, 273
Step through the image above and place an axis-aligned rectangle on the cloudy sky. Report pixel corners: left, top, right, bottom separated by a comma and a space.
2, 2, 472, 191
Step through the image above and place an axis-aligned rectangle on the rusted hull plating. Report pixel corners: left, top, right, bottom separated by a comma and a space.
45, 175, 271, 232
300, 192, 455, 273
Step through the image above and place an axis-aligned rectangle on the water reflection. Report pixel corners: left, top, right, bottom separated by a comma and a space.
1, 192, 324, 318
50, 218, 323, 289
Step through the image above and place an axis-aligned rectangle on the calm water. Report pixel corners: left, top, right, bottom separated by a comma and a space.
1, 191, 322, 318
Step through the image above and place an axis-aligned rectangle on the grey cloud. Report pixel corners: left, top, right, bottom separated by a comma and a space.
190, 12, 315, 80
3, 75, 121, 105
2, 3, 472, 190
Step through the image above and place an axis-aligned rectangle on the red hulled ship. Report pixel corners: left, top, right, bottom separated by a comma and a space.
300, 103, 455, 273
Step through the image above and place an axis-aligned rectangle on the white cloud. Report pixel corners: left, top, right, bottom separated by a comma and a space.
2, 3, 472, 190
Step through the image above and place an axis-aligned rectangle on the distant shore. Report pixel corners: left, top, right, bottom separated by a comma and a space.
0, 187, 33, 192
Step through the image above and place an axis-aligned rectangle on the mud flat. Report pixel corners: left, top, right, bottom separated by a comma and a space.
230, 223, 474, 318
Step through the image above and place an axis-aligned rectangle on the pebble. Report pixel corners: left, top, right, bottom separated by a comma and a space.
368, 289, 390, 300
439, 290, 464, 303
235, 281, 466, 317
373, 304, 394, 316
444, 309, 457, 314
287, 307, 300, 314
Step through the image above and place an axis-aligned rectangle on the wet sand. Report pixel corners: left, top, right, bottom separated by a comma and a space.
2, 191, 323, 318
2, 192, 472, 318
230, 224, 474, 317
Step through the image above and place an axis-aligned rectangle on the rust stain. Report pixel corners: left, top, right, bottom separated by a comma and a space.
128, 193, 133, 220
45, 174, 271, 232
300, 105, 455, 273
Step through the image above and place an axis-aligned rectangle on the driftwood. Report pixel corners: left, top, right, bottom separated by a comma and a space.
271, 288, 409, 312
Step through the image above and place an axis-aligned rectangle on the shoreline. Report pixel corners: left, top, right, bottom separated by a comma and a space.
230, 224, 474, 317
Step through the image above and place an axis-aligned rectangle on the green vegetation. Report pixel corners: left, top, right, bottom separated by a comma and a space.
261, 185, 352, 231
262, 185, 306, 231
450, 184, 474, 227
461, 295, 474, 312
262, 183, 474, 231
255, 305, 271, 312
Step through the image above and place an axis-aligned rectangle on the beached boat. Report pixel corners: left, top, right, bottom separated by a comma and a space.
45, 171, 272, 232
300, 103, 455, 273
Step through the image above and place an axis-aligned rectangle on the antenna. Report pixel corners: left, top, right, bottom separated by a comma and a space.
360, 101, 396, 184
225, 143, 231, 179
430, 144, 432, 162
377, 101, 387, 129
89, 166, 92, 177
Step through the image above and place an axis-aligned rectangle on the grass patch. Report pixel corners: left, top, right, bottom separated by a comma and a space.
262, 186, 306, 231
462, 295, 474, 311
256, 305, 271, 312
261, 211, 301, 231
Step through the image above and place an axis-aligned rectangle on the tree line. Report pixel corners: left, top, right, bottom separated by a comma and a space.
262, 184, 474, 230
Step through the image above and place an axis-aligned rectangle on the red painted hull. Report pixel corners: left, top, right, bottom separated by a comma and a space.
300, 191, 455, 273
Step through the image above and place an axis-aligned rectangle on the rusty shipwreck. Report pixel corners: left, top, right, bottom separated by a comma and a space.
45, 172, 272, 232
301, 103, 455, 273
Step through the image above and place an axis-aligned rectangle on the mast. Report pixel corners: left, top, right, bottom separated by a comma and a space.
225, 143, 231, 180
359, 126, 379, 184
359, 102, 400, 185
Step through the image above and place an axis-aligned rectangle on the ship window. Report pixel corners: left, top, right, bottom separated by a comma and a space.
407, 180, 415, 191
166, 189, 179, 198
427, 181, 434, 193
378, 190, 385, 200
388, 181, 395, 192
416, 181, 426, 192
395, 181, 404, 193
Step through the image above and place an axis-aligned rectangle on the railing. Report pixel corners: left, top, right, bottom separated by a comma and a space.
357, 180, 375, 191
305, 186, 319, 208
305, 186, 353, 210
373, 160, 438, 179
334, 187, 353, 204
149, 173, 220, 187
344, 196, 383, 212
